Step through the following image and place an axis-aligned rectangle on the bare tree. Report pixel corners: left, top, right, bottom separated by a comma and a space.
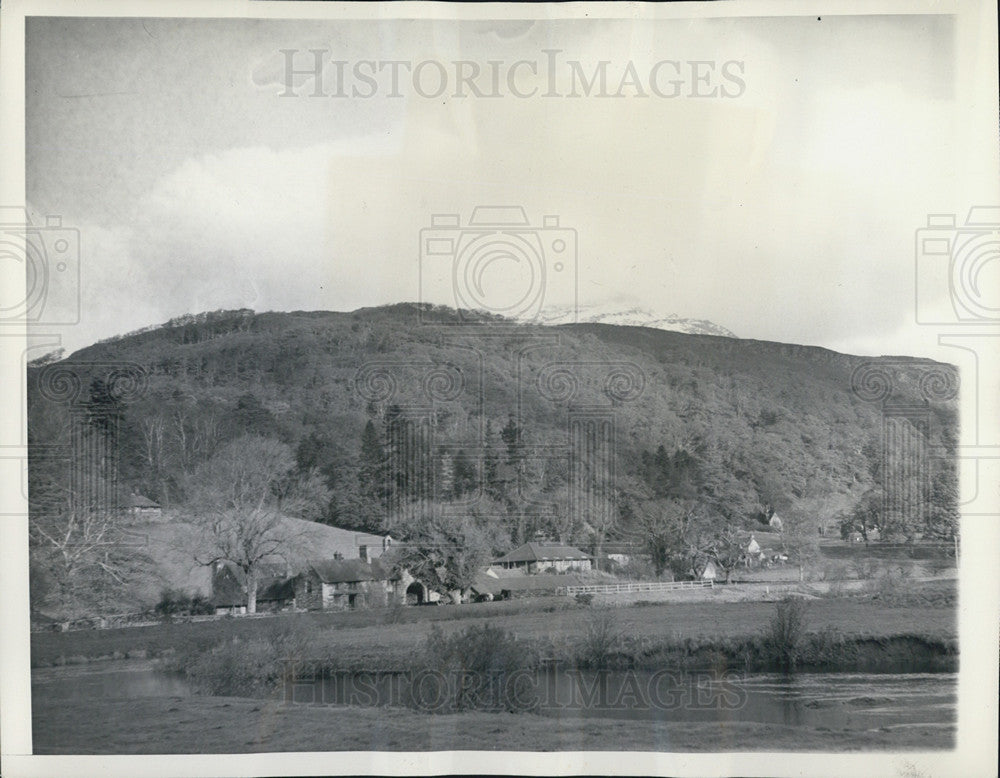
390, 504, 502, 603
29, 413, 151, 618
632, 496, 700, 579
187, 435, 318, 613
580, 494, 618, 572
683, 517, 748, 584
139, 414, 168, 505
30, 488, 151, 619
171, 405, 222, 485
780, 510, 821, 582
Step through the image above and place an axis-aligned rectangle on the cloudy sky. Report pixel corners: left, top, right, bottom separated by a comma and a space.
21, 12, 996, 358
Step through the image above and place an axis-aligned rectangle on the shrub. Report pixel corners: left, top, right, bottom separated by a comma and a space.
415, 623, 536, 713
154, 588, 191, 619
865, 566, 912, 602
179, 625, 312, 698
184, 638, 282, 697
825, 578, 846, 598
765, 597, 808, 670
851, 557, 879, 581
155, 588, 214, 619
800, 626, 857, 666
574, 593, 594, 606
577, 609, 623, 668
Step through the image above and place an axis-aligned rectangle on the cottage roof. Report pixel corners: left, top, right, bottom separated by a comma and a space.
307, 558, 391, 584
470, 572, 503, 597
495, 542, 591, 564
126, 493, 160, 509
471, 572, 589, 596
748, 531, 784, 552
692, 559, 719, 579
368, 557, 397, 581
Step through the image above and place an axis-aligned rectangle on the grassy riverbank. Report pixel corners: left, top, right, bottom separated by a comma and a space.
32, 583, 958, 677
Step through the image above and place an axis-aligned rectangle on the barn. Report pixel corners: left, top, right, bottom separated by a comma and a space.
494, 542, 593, 574
211, 561, 296, 616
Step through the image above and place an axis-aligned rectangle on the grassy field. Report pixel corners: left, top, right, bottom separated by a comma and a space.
32, 582, 957, 671
32, 693, 954, 754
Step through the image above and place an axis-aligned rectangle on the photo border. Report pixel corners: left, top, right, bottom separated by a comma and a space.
1, 0, 997, 776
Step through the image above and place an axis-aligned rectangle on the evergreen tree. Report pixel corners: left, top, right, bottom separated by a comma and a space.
359, 419, 386, 506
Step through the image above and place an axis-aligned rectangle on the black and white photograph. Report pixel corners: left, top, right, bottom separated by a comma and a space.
1, 1, 997, 776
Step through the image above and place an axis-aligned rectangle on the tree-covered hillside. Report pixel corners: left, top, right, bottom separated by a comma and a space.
27, 304, 959, 561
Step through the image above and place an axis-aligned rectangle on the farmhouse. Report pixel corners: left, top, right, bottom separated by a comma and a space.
295, 558, 397, 610
211, 561, 296, 616
494, 542, 592, 574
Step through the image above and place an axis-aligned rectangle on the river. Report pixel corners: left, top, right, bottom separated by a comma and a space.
32, 659, 955, 733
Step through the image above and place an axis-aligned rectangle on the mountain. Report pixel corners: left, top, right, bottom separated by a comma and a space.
528, 303, 737, 338
27, 304, 958, 558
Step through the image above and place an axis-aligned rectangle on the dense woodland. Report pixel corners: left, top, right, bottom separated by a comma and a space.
27, 305, 959, 610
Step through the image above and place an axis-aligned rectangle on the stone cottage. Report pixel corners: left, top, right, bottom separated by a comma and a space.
294, 558, 397, 610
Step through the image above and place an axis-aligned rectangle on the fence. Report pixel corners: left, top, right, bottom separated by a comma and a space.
558, 580, 714, 595
32, 612, 161, 633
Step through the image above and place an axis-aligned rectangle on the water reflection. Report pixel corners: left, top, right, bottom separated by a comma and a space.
33, 660, 955, 733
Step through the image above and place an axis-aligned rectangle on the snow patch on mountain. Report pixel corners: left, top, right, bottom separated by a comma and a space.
526, 304, 737, 338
